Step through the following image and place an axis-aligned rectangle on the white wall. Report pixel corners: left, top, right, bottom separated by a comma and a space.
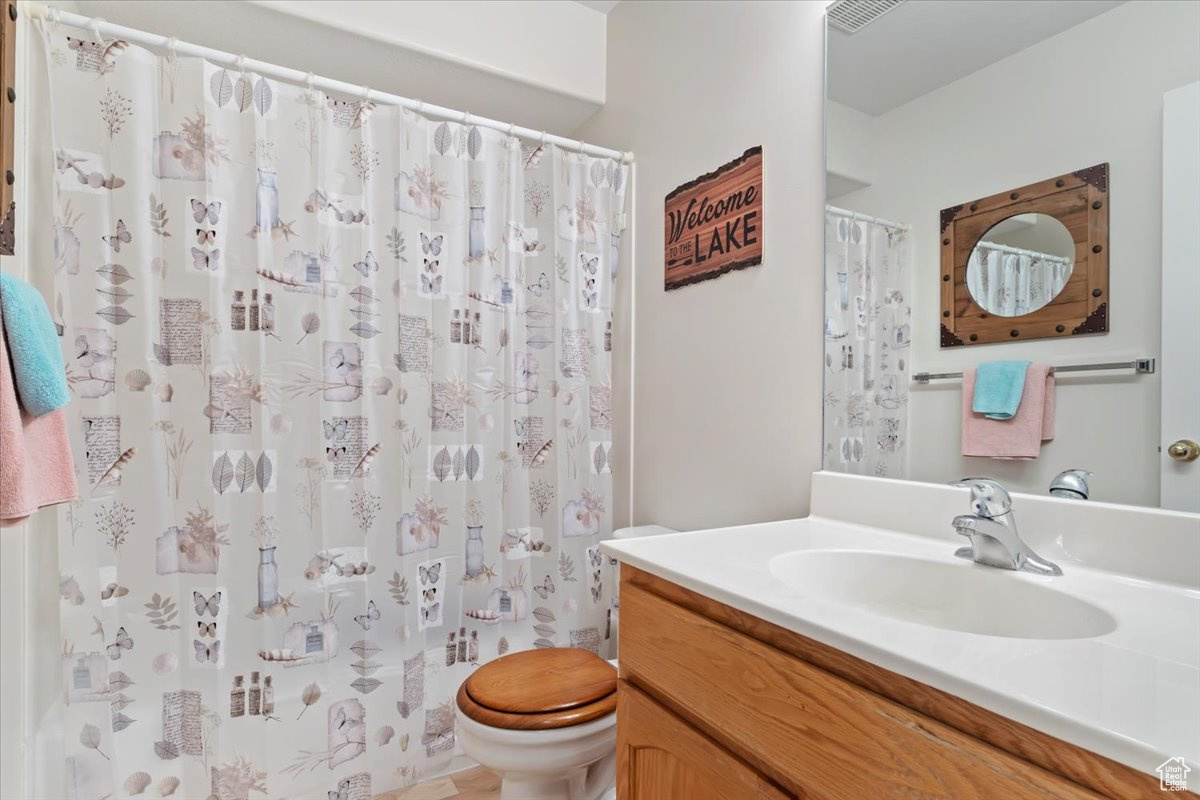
53, 0, 608, 135
832, 0, 1200, 507
249, 0, 607, 103
826, 100, 874, 197
575, 0, 827, 530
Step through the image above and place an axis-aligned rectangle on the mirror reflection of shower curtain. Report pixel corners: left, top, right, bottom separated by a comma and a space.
966, 244, 1070, 317
823, 213, 911, 477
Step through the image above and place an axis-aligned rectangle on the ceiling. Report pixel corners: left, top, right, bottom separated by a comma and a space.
573, 0, 621, 13
828, 0, 1125, 116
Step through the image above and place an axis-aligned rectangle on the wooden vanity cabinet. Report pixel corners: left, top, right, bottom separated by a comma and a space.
618, 681, 787, 800
616, 565, 1183, 800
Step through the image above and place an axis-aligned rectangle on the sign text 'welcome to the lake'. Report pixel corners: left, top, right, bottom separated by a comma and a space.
664, 146, 763, 290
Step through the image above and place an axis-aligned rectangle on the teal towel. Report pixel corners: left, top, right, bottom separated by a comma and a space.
0, 274, 70, 417
972, 360, 1031, 420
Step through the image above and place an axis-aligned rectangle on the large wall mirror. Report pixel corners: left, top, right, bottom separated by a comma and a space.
824, 0, 1200, 511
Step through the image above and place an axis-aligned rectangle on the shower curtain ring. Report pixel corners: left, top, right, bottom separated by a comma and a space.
362, 85, 371, 103
464, 111, 471, 126
236, 54, 247, 74
305, 72, 315, 94
507, 122, 515, 139
578, 139, 586, 155
166, 36, 178, 58
90, 16, 105, 41
416, 99, 424, 116
540, 131, 548, 147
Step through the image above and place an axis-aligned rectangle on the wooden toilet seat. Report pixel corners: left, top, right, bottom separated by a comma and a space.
456, 648, 617, 730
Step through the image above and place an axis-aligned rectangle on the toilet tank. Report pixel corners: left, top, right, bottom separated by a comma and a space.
612, 524, 677, 541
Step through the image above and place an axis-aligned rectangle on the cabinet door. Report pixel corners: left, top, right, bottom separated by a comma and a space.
617, 680, 789, 800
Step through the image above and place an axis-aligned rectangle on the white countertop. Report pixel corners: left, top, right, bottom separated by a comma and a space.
602, 515, 1200, 779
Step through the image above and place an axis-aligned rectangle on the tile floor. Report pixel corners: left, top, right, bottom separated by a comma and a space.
373, 766, 501, 800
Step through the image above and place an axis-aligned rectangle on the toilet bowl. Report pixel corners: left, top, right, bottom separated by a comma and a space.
455, 526, 676, 800
455, 649, 619, 800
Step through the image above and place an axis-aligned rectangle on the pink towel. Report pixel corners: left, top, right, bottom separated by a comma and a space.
1, 310, 78, 526
962, 363, 1055, 460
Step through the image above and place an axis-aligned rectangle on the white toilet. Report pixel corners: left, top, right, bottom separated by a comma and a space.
455, 525, 675, 800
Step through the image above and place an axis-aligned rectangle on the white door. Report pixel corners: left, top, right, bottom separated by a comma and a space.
1160, 82, 1200, 513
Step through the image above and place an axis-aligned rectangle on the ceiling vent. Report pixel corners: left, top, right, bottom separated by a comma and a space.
827, 0, 905, 34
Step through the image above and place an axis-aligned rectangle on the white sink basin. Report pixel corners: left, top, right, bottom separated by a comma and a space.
768, 549, 1118, 640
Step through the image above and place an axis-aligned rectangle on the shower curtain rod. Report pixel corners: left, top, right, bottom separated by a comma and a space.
825, 204, 910, 232
21, 2, 633, 164
974, 239, 1071, 264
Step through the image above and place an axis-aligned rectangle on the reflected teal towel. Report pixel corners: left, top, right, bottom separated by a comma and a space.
0, 274, 69, 417
972, 360, 1031, 420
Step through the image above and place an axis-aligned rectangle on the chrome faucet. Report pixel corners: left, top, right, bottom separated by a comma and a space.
1049, 469, 1092, 500
950, 478, 1062, 576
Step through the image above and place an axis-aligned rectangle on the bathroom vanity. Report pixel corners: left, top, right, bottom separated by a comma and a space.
602, 474, 1200, 799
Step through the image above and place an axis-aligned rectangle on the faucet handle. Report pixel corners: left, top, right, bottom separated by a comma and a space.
1050, 469, 1092, 500
949, 478, 1013, 518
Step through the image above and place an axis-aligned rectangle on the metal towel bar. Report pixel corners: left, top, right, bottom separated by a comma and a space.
912, 358, 1156, 384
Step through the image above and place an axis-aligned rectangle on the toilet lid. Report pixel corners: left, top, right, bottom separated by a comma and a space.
464, 648, 616, 714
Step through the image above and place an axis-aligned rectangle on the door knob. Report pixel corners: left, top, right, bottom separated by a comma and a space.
1167, 439, 1200, 462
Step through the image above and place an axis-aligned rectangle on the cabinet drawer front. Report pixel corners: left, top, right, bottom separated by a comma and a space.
618, 680, 790, 800
619, 583, 1101, 800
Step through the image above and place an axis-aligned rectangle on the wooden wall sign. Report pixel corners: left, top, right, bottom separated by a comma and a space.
664, 146, 763, 290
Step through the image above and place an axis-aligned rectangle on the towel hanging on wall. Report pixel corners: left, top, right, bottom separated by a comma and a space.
972, 360, 1031, 420
0, 273, 70, 416
962, 363, 1055, 460
0, 304, 78, 524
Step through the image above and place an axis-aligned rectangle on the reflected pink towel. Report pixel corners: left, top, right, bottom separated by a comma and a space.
1, 310, 78, 525
962, 363, 1055, 460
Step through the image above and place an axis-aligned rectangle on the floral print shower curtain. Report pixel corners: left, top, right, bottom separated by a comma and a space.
965, 242, 1071, 317
823, 213, 911, 478
39, 21, 626, 800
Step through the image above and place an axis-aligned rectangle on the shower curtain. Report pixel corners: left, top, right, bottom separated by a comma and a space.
823, 212, 911, 478
39, 21, 626, 800
965, 242, 1071, 317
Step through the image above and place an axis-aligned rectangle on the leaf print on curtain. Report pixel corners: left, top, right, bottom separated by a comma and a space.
38, 21, 628, 800
823, 212, 911, 478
